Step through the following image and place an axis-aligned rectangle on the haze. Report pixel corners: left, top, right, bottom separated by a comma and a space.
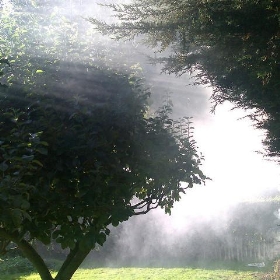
1, 0, 280, 270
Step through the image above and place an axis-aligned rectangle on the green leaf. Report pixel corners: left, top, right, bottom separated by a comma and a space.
35, 70, 44, 73
40, 234, 51, 245
68, 240, 76, 250
39, 141, 49, 146
22, 211, 32, 222
22, 155, 34, 161
20, 199, 30, 210
32, 160, 43, 167
61, 240, 68, 249
111, 220, 119, 227
0, 162, 8, 172
36, 148, 48, 155
96, 232, 106, 246
56, 237, 64, 244
52, 230, 61, 240
10, 209, 23, 227
79, 235, 96, 251
0, 58, 10, 65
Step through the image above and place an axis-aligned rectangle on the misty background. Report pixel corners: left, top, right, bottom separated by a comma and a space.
2, 0, 280, 269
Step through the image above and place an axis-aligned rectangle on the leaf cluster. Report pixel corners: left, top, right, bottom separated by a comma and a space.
0, 63, 206, 253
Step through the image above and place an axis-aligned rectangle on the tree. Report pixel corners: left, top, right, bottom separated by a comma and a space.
0, 2, 206, 279
90, 0, 280, 158
0, 63, 206, 280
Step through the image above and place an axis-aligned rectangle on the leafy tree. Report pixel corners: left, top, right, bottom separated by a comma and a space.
0, 64, 206, 280
0, 1, 206, 280
90, 0, 280, 158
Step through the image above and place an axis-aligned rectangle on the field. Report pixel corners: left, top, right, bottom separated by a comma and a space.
0, 267, 266, 280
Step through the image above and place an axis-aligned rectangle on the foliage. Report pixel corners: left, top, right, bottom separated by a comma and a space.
90, 0, 280, 158
0, 67, 206, 280
0, 0, 92, 90
0, 65, 205, 249
0, 2, 206, 280
0, 250, 61, 275
0, 256, 34, 274
0, 0, 141, 92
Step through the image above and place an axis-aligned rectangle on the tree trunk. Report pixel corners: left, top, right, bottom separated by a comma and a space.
0, 229, 92, 280
17, 239, 54, 280
0, 229, 53, 280
55, 245, 91, 280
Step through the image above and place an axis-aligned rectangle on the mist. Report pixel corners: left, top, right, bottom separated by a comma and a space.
2, 0, 280, 271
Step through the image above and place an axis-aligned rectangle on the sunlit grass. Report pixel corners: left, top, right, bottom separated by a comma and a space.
0, 268, 265, 280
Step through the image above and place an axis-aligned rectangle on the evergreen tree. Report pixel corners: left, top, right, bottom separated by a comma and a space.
90, 0, 280, 158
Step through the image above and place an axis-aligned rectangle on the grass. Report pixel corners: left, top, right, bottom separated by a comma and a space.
0, 267, 265, 280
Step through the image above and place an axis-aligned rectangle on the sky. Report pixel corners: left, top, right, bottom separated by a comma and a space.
194, 99, 280, 202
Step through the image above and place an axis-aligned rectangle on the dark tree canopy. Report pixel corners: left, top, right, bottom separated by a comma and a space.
0, 2, 208, 279
90, 0, 280, 158
0, 65, 206, 280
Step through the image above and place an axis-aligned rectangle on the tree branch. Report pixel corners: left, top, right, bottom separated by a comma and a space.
0, 228, 53, 280
55, 244, 79, 279
55, 243, 91, 280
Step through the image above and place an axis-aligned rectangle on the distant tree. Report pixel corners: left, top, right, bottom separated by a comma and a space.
90, 0, 280, 158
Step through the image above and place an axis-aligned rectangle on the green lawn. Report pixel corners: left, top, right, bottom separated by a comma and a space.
0, 268, 265, 280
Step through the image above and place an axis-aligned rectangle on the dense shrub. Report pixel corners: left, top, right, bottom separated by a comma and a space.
0, 256, 34, 274
0, 256, 61, 274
